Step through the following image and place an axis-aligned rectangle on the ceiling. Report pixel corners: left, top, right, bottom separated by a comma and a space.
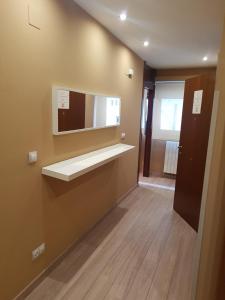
73, 0, 225, 69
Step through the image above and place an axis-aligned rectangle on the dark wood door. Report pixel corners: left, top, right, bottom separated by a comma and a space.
143, 87, 155, 176
174, 74, 215, 231
58, 91, 85, 132
142, 65, 156, 177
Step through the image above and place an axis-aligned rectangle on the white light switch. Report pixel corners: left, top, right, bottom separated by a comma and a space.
28, 151, 38, 164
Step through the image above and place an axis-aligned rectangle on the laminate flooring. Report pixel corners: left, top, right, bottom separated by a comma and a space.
25, 186, 196, 300
139, 175, 176, 191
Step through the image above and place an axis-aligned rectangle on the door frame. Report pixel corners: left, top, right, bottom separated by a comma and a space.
143, 83, 156, 177
137, 63, 156, 179
137, 67, 220, 299
191, 88, 220, 299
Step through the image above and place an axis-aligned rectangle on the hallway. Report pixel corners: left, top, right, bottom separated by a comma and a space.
25, 186, 196, 300
139, 175, 176, 191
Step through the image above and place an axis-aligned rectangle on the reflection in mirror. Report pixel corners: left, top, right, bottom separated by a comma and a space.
52, 88, 121, 135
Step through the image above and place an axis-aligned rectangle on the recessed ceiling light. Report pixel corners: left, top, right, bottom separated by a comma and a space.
144, 41, 149, 47
203, 56, 208, 61
120, 12, 127, 21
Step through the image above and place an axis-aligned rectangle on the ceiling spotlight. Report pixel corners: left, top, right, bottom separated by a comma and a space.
203, 56, 208, 61
120, 12, 127, 21
144, 41, 149, 47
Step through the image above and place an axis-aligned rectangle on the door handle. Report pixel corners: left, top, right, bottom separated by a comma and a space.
178, 145, 183, 155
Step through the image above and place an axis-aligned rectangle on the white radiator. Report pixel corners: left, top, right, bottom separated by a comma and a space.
164, 141, 179, 175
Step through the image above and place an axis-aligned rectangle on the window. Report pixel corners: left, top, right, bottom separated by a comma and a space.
160, 98, 183, 131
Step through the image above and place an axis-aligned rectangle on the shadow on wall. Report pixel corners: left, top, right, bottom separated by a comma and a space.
52, 127, 118, 158
40, 160, 121, 265
48, 204, 128, 283
37, 160, 127, 284
42, 161, 118, 197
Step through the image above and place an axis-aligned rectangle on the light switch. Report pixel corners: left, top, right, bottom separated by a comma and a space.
28, 151, 38, 164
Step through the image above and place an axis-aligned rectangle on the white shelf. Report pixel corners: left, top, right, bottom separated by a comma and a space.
42, 143, 135, 182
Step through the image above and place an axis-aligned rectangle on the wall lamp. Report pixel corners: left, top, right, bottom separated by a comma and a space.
127, 68, 134, 79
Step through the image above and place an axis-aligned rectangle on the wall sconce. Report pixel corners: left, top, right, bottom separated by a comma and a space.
127, 68, 134, 79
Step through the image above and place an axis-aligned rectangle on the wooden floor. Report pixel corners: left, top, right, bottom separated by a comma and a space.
25, 186, 196, 300
139, 175, 176, 190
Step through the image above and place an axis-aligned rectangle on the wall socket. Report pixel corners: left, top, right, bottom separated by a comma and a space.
121, 132, 126, 140
32, 243, 46, 261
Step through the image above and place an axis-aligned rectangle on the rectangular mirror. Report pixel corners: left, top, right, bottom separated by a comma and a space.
52, 87, 121, 135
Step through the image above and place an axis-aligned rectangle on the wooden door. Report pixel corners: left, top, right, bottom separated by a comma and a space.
58, 91, 85, 132
141, 65, 156, 177
173, 75, 215, 231
143, 87, 155, 176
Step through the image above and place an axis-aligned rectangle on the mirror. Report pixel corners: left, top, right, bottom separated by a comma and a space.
52, 87, 121, 135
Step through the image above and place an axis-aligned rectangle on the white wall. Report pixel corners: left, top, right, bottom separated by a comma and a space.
152, 81, 185, 141
94, 96, 107, 127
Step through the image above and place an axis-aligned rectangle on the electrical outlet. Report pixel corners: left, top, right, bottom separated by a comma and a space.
121, 132, 126, 140
32, 243, 45, 261
28, 151, 38, 164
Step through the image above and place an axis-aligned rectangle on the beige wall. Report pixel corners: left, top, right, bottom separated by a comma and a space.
195, 20, 225, 300
0, 1, 144, 299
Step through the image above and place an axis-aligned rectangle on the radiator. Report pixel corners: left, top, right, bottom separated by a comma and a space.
164, 141, 179, 175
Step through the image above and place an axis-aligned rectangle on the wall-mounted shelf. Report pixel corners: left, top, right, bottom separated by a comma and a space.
42, 143, 135, 182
